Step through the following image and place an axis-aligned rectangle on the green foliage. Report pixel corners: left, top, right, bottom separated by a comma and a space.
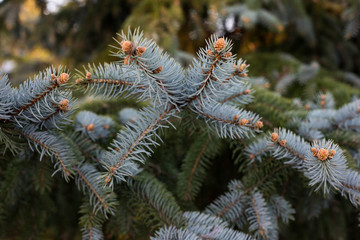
1, 1, 360, 237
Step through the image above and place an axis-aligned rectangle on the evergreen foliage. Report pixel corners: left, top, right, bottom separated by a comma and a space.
1, 26, 360, 240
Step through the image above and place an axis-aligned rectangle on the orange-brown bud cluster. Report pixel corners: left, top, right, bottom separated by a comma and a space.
121, 40, 146, 65
254, 121, 263, 129
357, 106, 360, 113
317, 148, 329, 161
311, 147, 317, 156
214, 38, 226, 52
86, 72, 92, 79
239, 64, 247, 72
271, 132, 279, 142
239, 119, 248, 126
320, 100, 326, 108
136, 46, 146, 56
244, 89, 251, 95
124, 55, 132, 65
233, 114, 239, 121
207, 49, 214, 56
121, 40, 132, 54
58, 99, 69, 111
86, 123, 95, 131
224, 52, 232, 58
232, 63, 248, 77
52, 73, 69, 85
280, 139, 287, 146
153, 66, 163, 74
312, 147, 336, 161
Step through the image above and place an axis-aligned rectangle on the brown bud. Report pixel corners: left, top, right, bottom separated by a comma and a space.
207, 49, 214, 56
304, 104, 310, 110
320, 100, 325, 107
240, 73, 248, 77
264, 82, 270, 88
254, 121, 263, 129
75, 79, 82, 84
239, 119, 248, 126
153, 66, 163, 74
51, 74, 56, 80
214, 38, 226, 52
311, 147, 317, 157
357, 106, 360, 113
57, 73, 69, 85
280, 139, 286, 146
239, 63, 247, 72
136, 46, 146, 56
317, 148, 329, 161
224, 52, 232, 58
233, 114, 239, 121
233, 64, 237, 69
250, 154, 255, 159
271, 132, 278, 142
103, 125, 110, 130
104, 175, 112, 183
87, 123, 95, 131
58, 99, 69, 111
244, 89, 251, 94
320, 94, 326, 100
86, 72, 92, 79
329, 149, 336, 159
124, 55, 130, 65
121, 40, 132, 54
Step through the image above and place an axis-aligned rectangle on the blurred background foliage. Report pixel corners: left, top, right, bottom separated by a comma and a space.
1, 0, 360, 239
1, 0, 359, 86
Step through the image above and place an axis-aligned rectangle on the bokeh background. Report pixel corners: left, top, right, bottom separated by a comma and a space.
1, 0, 360, 90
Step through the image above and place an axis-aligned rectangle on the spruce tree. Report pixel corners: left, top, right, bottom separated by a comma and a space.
1, 26, 360, 240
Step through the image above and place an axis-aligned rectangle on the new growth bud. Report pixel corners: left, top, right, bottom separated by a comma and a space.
239, 119, 248, 126
58, 99, 69, 111
153, 66, 163, 74
121, 40, 132, 54
136, 46, 146, 56
317, 148, 329, 161
254, 121, 263, 129
271, 132, 278, 142
214, 38, 226, 52
57, 73, 69, 85
86, 72, 92, 79
86, 123, 95, 131
280, 139, 287, 146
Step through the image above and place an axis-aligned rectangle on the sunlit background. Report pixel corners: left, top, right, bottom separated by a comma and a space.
0, 0, 360, 91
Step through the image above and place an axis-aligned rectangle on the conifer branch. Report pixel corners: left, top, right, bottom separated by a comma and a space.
128, 172, 183, 226
184, 137, 211, 200
220, 89, 252, 104
22, 131, 71, 178
75, 167, 110, 212
250, 194, 266, 238
12, 70, 69, 115
101, 106, 176, 187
